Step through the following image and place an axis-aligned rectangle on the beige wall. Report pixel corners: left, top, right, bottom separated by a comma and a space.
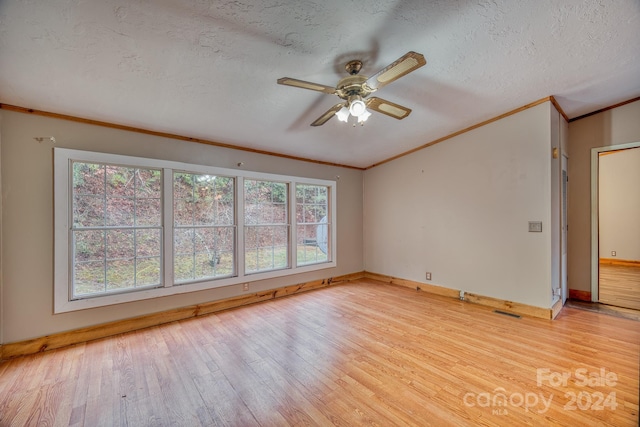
364, 102, 555, 309
567, 99, 640, 292
598, 147, 640, 261
0, 112, 3, 345
0, 110, 364, 343
3, 98, 638, 343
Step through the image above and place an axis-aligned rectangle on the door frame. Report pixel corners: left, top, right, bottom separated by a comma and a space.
590, 140, 640, 301
561, 154, 568, 304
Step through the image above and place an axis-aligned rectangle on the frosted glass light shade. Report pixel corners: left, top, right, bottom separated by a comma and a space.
358, 109, 372, 123
336, 106, 349, 122
349, 99, 366, 116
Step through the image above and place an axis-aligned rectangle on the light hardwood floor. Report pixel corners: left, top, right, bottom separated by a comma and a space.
599, 263, 640, 310
0, 279, 638, 426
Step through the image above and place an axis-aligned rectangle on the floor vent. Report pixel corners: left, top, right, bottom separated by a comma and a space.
494, 310, 521, 318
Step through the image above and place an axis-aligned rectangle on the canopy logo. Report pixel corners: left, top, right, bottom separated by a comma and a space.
463, 388, 553, 416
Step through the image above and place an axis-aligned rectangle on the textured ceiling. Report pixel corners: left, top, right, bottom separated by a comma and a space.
1, 0, 639, 168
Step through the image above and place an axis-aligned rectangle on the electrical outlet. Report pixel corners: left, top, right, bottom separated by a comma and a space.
611, 251, 616, 257
242, 283, 249, 291
426, 272, 432, 281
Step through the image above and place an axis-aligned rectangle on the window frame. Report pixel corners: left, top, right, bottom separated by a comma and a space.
54, 148, 337, 313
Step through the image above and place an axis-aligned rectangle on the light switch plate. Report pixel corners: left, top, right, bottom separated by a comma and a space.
528, 221, 543, 232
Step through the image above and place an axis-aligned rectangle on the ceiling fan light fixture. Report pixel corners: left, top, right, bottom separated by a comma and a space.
336, 106, 350, 122
358, 109, 372, 123
348, 96, 366, 117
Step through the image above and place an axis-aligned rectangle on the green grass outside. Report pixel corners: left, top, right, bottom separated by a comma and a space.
74, 245, 328, 297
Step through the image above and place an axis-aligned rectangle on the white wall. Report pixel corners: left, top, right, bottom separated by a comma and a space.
0, 110, 364, 343
364, 102, 554, 309
599, 147, 640, 261
568, 99, 640, 292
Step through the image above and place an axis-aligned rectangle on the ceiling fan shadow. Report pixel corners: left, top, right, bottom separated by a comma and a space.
332, 39, 380, 76
370, 0, 477, 39
151, 1, 314, 54
408, 76, 487, 119
285, 94, 335, 132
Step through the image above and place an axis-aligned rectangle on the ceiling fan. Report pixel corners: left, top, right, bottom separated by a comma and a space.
277, 51, 426, 126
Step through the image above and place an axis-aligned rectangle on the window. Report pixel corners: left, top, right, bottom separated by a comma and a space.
54, 148, 336, 313
71, 162, 162, 298
173, 172, 235, 283
244, 179, 289, 274
296, 184, 329, 266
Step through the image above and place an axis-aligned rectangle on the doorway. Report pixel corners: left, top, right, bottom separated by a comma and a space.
591, 143, 640, 310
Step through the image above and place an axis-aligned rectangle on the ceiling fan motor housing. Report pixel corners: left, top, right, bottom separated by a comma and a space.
336, 75, 373, 99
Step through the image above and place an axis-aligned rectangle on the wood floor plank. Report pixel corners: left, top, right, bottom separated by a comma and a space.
193, 369, 258, 426
0, 279, 638, 426
205, 338, 290, 426
599, 263, 640, 310
224, 311, 345, 425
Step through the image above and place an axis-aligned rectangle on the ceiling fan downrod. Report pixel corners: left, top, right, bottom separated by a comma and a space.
345, 60, 362, 75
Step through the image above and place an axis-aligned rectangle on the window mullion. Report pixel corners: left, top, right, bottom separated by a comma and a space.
237, 176, 245, 279
67, 159, 74, 302
290, 181, 297, 269
329, 186, 335, 262
133, 169, 138, 288
190, 175, 196, 281
102, 166, 107, 293
163, 168, 174, 288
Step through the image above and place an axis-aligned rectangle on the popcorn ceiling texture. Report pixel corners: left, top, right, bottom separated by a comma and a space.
0, 0, 638, 167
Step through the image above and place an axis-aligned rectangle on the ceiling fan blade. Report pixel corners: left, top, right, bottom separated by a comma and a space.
365, 51, 426, 91
277, 77, 337, 95
366, 97, 412, 120
311, 103, 345, 126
